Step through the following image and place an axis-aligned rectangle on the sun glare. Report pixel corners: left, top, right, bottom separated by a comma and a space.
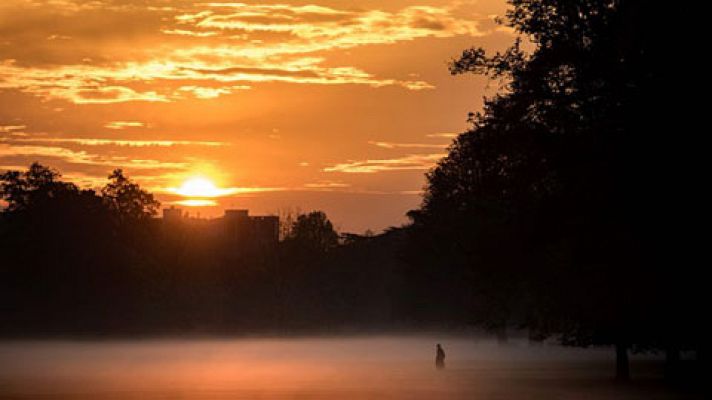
170, 177, 238, 198
174, 199, 218, 207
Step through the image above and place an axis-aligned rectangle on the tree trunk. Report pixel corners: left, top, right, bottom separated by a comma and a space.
615, 343, 630, 381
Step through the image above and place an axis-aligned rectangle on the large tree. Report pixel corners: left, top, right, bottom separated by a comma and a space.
101, 169, 160, 223
408, 0, 689, 380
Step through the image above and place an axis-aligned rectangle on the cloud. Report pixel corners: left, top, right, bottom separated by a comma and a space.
0, 143, 189, 170
59, 86, 169, 105
426, 132, 459, 138
0, 137, 227, 147
304, 181, 351, 190
14, 0, 107, 14
368, 140, 448, 150
46, 34, 72, 40
324, 153, 445, 173
104, 121, 145, 130
0, 1, 490, 103
0, 143, 97, 164
0, 125, 26, 133
161, 29, 219, 37
0, 60, 171, 104
0, 57, 430, 104
177, 85, 249, 99
185, 4, 483, 46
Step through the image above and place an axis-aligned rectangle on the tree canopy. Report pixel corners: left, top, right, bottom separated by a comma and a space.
101, 169, 160, 223
283, 211, 339, 253
407, 0, 692, 379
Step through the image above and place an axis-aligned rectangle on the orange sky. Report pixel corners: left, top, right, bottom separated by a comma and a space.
0, 0, 512, 232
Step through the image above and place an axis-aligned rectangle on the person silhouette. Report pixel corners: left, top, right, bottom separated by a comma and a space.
435, 343, 445, 369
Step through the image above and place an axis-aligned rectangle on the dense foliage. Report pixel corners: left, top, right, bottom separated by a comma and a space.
406, 0, 698, 379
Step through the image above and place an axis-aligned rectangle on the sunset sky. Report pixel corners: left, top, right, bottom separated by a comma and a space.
0, 0, 513, 232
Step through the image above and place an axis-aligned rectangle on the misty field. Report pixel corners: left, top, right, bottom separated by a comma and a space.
0, 336, 699, 399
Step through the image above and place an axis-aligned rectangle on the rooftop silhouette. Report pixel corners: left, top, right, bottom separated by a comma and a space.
162, 207, 279, 251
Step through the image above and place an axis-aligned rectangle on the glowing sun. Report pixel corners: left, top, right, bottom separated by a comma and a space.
170, 177, 238, 198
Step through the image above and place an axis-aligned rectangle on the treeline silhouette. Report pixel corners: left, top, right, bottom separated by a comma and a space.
0, 163, 408, 335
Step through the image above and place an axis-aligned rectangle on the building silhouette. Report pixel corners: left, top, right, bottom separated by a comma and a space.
162, 206, 183, 223
161, 207, 279, 254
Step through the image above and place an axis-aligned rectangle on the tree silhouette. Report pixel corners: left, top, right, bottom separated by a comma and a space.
101, 169, 160, 223
406, 0, 689, 380
284, 211, 339, 253
0, 163, 81, 212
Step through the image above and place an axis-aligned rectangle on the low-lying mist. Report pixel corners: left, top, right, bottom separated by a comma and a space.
0, 335, 692, 400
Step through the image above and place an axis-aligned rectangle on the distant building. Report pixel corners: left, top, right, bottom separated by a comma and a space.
249, 215, 280, 247
222, 209, 279, 248
160, 207, 279, 254
162, 206, 183, 223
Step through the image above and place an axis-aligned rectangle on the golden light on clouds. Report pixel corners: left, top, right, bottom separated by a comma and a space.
0, 0, 512, 231
0, 0, 500, 104
105, 121, 145, 130
0, 137, 226, 147
323, 153, 446, 174
0, 125, 26, 133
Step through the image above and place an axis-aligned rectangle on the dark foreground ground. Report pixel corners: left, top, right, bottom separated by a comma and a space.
0, 336, 702, 399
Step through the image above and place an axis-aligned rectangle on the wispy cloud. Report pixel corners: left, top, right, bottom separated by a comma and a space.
0, 57, 430, 104
183, 3, 484, 47
0, 137, 227, 147
0, 60, 172, 104
368, 140, 448, 150
304, 180, 351, 190
104, 121, 145, 130
178, 85, 249, 99
66, 86, 168, 105
426, 132, 459, 138
161, 29, 219, 37
0, 143, 189, 170
0, 125, 27, 133
324, 153, 445, 173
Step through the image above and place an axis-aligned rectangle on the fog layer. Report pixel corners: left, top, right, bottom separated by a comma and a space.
0, 336, 694, 399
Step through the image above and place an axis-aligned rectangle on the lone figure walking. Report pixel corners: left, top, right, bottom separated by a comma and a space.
435, 343, 445, 369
